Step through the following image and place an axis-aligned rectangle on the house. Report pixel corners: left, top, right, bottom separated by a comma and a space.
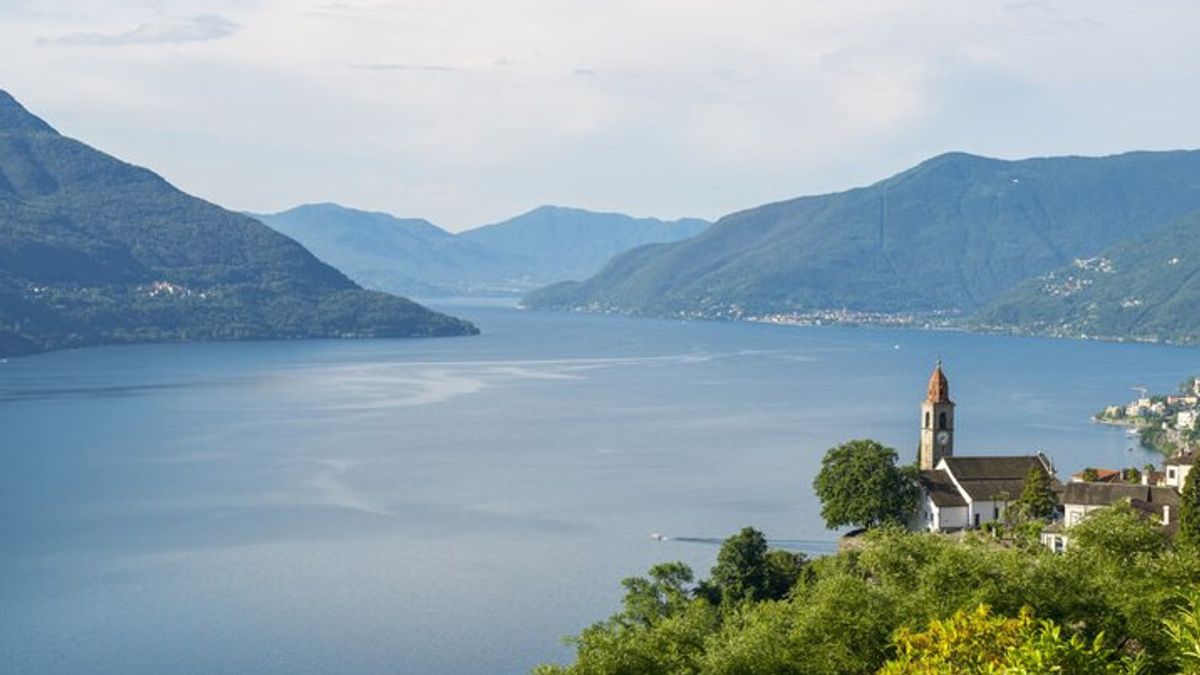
1165, 450, 1196, 489
910, 362, 1059, 533
1177, 410, 1198, 431
1041, 482, 1178, 552
1060, 482, 1178, 527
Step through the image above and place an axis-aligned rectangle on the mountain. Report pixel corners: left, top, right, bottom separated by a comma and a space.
0, 90, 477, 357
459, 206, 710, 284
974, 211, 1200, 344
524, 151, 1200, 320
253, 204, 709, 297
252, 203, 505, 297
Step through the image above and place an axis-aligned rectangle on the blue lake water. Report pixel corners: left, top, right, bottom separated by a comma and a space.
3, 303, 1198, 674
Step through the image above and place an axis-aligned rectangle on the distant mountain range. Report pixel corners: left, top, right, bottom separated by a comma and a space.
253, 203, 709, 297
0, 91, 477, 357
525, 150, 1200, 344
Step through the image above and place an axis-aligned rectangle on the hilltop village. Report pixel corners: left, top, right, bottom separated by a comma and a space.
908, 362, 1196, 551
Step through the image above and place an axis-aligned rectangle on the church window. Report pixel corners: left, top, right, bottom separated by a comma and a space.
938, 412, 947, 430
925, 412, 930, 427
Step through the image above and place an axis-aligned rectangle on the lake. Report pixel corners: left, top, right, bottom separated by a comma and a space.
3, 303, 1198, 674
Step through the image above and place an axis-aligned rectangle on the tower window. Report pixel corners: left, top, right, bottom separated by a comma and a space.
925, 412, 931, 428
938, 412, 947, 430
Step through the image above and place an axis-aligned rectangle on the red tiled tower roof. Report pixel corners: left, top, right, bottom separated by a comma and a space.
926, 361, 951, 403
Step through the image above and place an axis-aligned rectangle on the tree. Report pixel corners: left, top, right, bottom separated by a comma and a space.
1180, 467, 1200, 549
1069, 501, 1166, 562
812, 439, 918, 530
618, 562, 694, 627
1081, 467, 1102, 482
1014, 465, 1057, 521
710, 527, 770, 606
1165, 592, 1200, 674
1123, 466, 1142, 484
880, 605, 1132, 674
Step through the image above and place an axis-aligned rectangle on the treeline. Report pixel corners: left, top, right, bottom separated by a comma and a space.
535, 510, 1200, 674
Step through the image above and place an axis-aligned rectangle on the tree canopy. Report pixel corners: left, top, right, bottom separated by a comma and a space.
537, 522, 1200, 675
1180, 467, 1200, 549
812, 439, 918, 530
1015, 465, 1058, 521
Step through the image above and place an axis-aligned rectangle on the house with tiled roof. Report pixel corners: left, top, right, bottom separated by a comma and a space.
1040, 482, 1179, 552
909, 363, 1059, 533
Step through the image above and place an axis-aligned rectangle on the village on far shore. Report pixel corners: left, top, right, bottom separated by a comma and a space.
1095, 377, 1200, 458
905, 363, 1199, 552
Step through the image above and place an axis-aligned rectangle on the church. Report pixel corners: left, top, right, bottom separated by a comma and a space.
909, 361, 1059, 532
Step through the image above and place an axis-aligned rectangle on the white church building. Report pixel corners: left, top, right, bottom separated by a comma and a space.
909, 362, 1059, 532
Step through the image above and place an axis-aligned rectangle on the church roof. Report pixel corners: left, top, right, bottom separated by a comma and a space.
926, 362, 951, 403
920, 470, 968, 507
940, 455, 1054, 501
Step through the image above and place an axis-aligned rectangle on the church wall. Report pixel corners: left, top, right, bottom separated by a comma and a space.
937, 505, 968, 530
968, 500, 1011, 528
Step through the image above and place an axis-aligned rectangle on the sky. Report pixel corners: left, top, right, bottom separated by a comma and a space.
2, 1, 1199, 231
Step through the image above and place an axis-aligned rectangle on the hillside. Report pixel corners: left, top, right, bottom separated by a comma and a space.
254, 204, 709, 297
974, 211, 1200, 344
460, 206, 710, 285
524, 151, 1200, 320
253, 203, 506, 297
0, 91, 477, 357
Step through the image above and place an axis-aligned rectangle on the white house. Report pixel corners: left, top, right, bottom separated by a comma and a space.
1177, 410, 1198, 431
1165, 450, 1196, 489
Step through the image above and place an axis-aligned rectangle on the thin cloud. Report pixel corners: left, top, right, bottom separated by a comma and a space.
42, 15, 238, 47
349, 63, 456, 72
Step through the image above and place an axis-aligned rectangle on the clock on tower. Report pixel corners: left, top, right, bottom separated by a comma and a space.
919, 360, 955, 470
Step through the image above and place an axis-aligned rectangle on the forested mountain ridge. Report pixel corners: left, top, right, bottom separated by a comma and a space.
524, 150, 1200, 322
0, 90, 477, 357
974, 210, 1200, 344
255, 203, 709, 297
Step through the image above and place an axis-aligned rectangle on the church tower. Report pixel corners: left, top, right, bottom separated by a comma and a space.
919, 360, 955, 470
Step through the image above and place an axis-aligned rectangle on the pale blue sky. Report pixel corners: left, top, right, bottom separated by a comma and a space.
2, 0, 1198, 231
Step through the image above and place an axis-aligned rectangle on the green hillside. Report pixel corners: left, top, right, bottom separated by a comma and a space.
525, 151, 1200, 319
0, 90, 477, 357
974, 211, 1200, 344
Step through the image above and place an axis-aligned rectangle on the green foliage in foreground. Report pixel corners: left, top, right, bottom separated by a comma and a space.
1181, 468, 1200, 550
536, 506, 1200, 674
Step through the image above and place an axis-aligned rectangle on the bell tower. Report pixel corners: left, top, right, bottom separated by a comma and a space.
919, 360, 955, 470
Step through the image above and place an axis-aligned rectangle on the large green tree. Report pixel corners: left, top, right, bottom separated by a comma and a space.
812, 439, 918, 530
1180, 467, 1200, 549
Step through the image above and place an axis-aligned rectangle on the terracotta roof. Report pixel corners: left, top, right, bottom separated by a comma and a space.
1062, 482, 1179, 507
1070, 468, 1122, 483
926, 362, 951, 403
920, 470, 968, 507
